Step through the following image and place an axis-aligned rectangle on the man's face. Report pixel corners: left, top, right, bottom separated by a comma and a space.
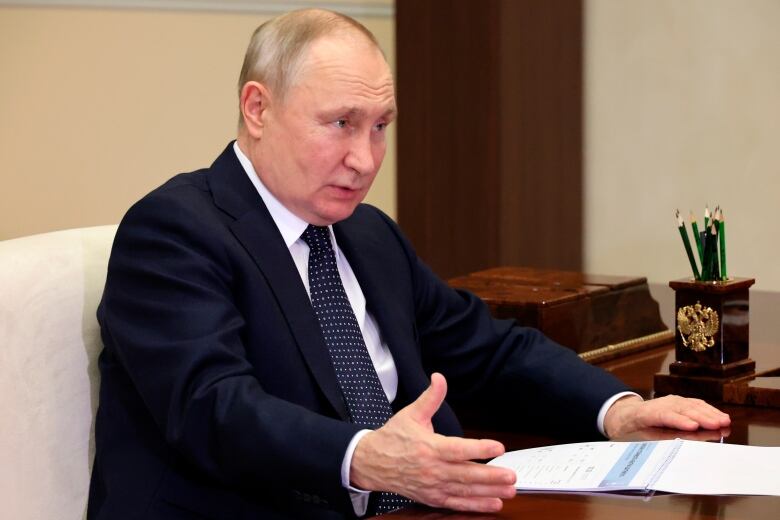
251, 35, 396, 226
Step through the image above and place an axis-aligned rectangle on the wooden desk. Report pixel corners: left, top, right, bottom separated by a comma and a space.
383, 286, 780, 519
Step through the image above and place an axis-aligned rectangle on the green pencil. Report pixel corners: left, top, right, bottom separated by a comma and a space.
719, 209, 727, 280
676, 210, 700, 280
701, 220, 712, 280
704, 205, 711, 230
690, 211, 703, 265
709, 218, 720, 280
703, 221, 720, 281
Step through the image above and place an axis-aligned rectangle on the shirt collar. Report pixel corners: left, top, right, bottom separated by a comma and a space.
233, 141, 338, 253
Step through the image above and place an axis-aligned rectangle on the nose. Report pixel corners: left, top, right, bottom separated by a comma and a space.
344, 133, 375, 175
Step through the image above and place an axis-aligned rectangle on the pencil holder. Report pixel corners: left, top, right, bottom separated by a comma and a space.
655, 277, 755, 400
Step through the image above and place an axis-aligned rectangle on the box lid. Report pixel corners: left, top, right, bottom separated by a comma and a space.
449, 267, 667, 357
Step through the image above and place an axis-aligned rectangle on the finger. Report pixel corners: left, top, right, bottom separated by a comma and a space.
440, 495, 504, 513
666, 397, 731, 428
676, 406, 731, 429
442, 482, 517, 499
691, 400, 731, 426
654, 409, 699, 430
407, 372, 448, 423
439, 460, 516, 487
435, 435, 506, 462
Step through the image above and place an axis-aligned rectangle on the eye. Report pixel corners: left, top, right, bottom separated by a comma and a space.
335, 119, 348, 129
374, 122, 387, 132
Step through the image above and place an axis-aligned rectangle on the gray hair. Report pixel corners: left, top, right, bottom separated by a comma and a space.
237, 8, 381, 122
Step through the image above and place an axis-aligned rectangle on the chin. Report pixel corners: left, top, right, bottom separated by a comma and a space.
316, 203, 360, 225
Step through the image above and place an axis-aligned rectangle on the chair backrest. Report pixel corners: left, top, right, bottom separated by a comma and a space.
0, 225, 117, 520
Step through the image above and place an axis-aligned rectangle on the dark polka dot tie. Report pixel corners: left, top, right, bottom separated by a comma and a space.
301, 225, 412, 515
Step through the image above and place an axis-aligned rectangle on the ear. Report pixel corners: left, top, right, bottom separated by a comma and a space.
240, 81, 272, 139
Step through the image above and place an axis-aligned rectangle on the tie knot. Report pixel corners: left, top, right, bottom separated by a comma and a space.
301, 224, 331, 251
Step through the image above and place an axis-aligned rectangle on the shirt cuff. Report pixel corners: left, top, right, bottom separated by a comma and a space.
341, 429, 372, 516
597, 391, 642, 437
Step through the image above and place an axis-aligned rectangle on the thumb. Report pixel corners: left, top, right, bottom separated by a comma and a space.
407, 372, 447, 424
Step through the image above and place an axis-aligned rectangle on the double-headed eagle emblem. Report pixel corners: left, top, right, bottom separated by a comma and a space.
677, 301, 719, 352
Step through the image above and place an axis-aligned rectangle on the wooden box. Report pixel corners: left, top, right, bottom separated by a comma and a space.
448, 267, 670, 361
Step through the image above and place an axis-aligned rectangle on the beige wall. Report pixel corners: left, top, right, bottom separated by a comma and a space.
0, 3, 395, 241
585, 0, 780, 291
7, 1, 779, 293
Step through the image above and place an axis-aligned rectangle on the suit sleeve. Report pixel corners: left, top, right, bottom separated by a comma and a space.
99, 186, 360, 504
376, 211, 630, 438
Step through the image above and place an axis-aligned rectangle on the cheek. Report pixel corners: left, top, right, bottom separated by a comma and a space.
289, 137, 325, 175
303, 141, 347, 179
372, 140, 387, 165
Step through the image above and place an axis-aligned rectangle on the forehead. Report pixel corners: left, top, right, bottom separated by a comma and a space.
291, 34, 396, 112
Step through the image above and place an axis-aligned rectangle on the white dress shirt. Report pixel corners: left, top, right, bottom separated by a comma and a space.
232, 142, 637, 514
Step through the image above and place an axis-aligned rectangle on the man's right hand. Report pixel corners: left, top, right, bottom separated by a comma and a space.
350, 373, 517, 513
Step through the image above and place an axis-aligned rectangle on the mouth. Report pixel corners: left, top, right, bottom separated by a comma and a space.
329, 185, 362, 198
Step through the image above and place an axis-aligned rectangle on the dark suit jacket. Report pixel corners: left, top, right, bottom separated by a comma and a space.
87, 143, 630, 519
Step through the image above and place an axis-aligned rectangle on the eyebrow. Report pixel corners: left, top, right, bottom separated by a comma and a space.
385, 106, 398, 120
329, 105, 398, 120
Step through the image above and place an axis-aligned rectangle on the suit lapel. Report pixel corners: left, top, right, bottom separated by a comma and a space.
334, 219, 430, 406
335, 215, 462, 436
207, 143, 349, 420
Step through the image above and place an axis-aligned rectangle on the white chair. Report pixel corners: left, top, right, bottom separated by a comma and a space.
0, 225, 117, 520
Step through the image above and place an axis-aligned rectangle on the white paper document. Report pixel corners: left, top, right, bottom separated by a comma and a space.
489, 439, 780, 496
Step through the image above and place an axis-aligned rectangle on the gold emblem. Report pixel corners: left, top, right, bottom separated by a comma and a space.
677, 301, 719, 352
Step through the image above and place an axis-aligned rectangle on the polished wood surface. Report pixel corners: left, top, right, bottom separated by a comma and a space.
386, 490, 780, 520
381, 285, 780, 518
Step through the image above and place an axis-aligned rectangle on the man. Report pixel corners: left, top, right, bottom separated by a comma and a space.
88, 9, 730, 519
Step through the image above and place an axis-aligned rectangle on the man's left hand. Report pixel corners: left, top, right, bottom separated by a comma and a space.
603, 395, 731, 438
